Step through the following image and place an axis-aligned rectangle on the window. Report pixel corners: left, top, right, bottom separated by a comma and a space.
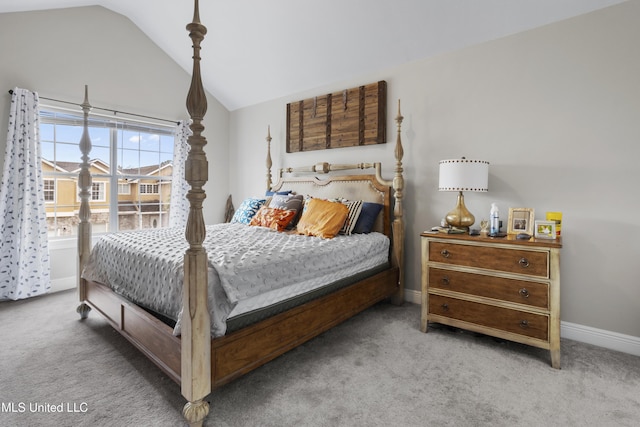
40, 108, 176, 237
118, 183, 131, 195
91, 182, 106, 201
139, 184, 159, 194
43, 179, 55, 202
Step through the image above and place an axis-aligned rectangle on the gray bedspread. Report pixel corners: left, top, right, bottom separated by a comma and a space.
82, 223, 389, 337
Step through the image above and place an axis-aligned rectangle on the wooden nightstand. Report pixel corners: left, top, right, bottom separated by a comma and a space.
420, 232, 562, 368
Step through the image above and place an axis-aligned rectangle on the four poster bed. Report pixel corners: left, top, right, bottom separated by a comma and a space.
76, 2, 405, 426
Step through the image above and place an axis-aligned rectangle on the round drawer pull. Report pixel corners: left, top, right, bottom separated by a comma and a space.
440, 249, 450, 258
441, 303, 449, 312
519, 320, 529, 329
519, 288, 530, 298
518, 257, 530, 268
441, 276, 450, 286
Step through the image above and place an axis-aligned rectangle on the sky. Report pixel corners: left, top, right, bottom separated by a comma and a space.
40, 119, 174, 175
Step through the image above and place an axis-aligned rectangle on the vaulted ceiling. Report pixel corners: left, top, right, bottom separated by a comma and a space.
0, 0, 626, 111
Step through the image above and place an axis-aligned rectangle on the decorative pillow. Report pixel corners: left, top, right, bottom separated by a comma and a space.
230, 197, 266, 224
300, 194, 313, 214
249, 206, 297, 231
339, 200, 363, 235
269, 194, 304, 229
318, 197, 363, 235
353, 202, 383, 233
296, 198, 349, 239
269, 193, 303, 211
265, 189, 292, 196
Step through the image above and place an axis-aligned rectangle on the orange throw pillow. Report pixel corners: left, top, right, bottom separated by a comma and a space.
296, 198, 349, 239
249, 206, 296, 232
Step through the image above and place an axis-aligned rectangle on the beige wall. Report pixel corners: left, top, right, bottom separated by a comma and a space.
1, 3, 638, 343
0, 6, 230, 288
230, 1, 640, 339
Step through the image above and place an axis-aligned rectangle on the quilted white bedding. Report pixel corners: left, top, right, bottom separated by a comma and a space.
82, 223, 389, 337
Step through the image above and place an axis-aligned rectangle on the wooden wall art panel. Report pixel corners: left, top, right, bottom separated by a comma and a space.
286, 81, 386, 152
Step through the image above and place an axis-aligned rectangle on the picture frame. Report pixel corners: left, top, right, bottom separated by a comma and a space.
507, 207, 535, 235
534, 220, 556, 239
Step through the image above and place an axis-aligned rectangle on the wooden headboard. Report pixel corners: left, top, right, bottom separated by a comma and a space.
265, 99, 405, 306
271, 168, 392, 237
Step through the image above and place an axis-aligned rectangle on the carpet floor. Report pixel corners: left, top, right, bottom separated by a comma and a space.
1, 289, 639, 426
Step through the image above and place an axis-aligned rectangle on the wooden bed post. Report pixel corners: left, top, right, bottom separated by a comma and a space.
182, 1, 211, 426
390, 99, 405, 305
77, 85, 92, 319
266, 125, 272, 192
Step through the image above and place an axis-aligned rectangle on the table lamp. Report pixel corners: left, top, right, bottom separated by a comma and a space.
438, 158, 489, 230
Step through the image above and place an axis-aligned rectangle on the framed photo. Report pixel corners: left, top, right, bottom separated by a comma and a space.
507, 207, 534, 235
535, 220, 556, 239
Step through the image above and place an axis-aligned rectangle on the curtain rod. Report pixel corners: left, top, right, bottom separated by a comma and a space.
7, 89, 180, 125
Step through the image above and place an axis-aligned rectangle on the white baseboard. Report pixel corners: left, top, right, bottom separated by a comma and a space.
404, 289, 422, 305
404, 289, 640, 357
560, 321, 640, 357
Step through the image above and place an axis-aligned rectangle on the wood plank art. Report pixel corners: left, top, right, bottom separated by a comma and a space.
286, 81, 387, 152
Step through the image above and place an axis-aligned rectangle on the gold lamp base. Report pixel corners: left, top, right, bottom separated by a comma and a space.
445, 191, 475, 230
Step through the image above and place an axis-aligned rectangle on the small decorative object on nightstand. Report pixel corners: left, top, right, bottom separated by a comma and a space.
420, 232, 562, 368
479, 219, 489, 237
534, 220, 556, 239
438, 158, 489, 230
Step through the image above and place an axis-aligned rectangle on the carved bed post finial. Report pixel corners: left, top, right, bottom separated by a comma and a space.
77, 85, 93, 319
391, 99, 405, 306
192, 0, 201, 23
182, 0, 211, 426
266, 125, 272, 192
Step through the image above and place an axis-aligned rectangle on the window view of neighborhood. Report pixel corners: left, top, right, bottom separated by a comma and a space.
40, 110, 175, 237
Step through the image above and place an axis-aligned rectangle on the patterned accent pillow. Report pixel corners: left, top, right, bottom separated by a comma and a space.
300, 195, 313, 214
249, 206, 297, 231
296, 198, 349, 239
269, 193, 303, 211
339, 200, 363, 235
353, 202, 383, 233
269, 194, 304, 229
265, 189, 292, 196
322, 197, 364, 235
230, 197, 266, 224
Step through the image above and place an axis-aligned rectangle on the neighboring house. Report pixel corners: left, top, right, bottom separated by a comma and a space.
42, 158, 172, 236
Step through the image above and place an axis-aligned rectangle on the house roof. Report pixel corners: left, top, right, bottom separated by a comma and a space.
48, 159, 109, 173
43, 158, 171, 176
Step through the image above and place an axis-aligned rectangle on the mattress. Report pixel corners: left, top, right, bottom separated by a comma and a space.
82, 223, 390, 337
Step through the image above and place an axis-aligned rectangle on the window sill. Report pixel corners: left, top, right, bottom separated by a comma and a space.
48, 235, 103, 251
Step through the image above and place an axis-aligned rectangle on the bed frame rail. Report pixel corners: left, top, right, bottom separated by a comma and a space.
84, 267, 398, 390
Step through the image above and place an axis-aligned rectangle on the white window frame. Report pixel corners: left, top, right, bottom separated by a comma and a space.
91, 181, 106, 202
43, 178, 55, 202
118, 183, 131, 195
75, 181, 107, 202
39, 106, 176, 237
139, 183, 159, 194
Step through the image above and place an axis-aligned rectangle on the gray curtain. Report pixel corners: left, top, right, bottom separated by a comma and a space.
0, 88, 51, 300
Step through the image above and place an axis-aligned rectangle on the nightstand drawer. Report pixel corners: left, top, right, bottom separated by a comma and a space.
428, 267, 549, 309
428, 241, 548, 278
428, 294, 549, 341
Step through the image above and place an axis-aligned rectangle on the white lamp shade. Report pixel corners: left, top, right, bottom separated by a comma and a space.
439, 159, 489, 192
